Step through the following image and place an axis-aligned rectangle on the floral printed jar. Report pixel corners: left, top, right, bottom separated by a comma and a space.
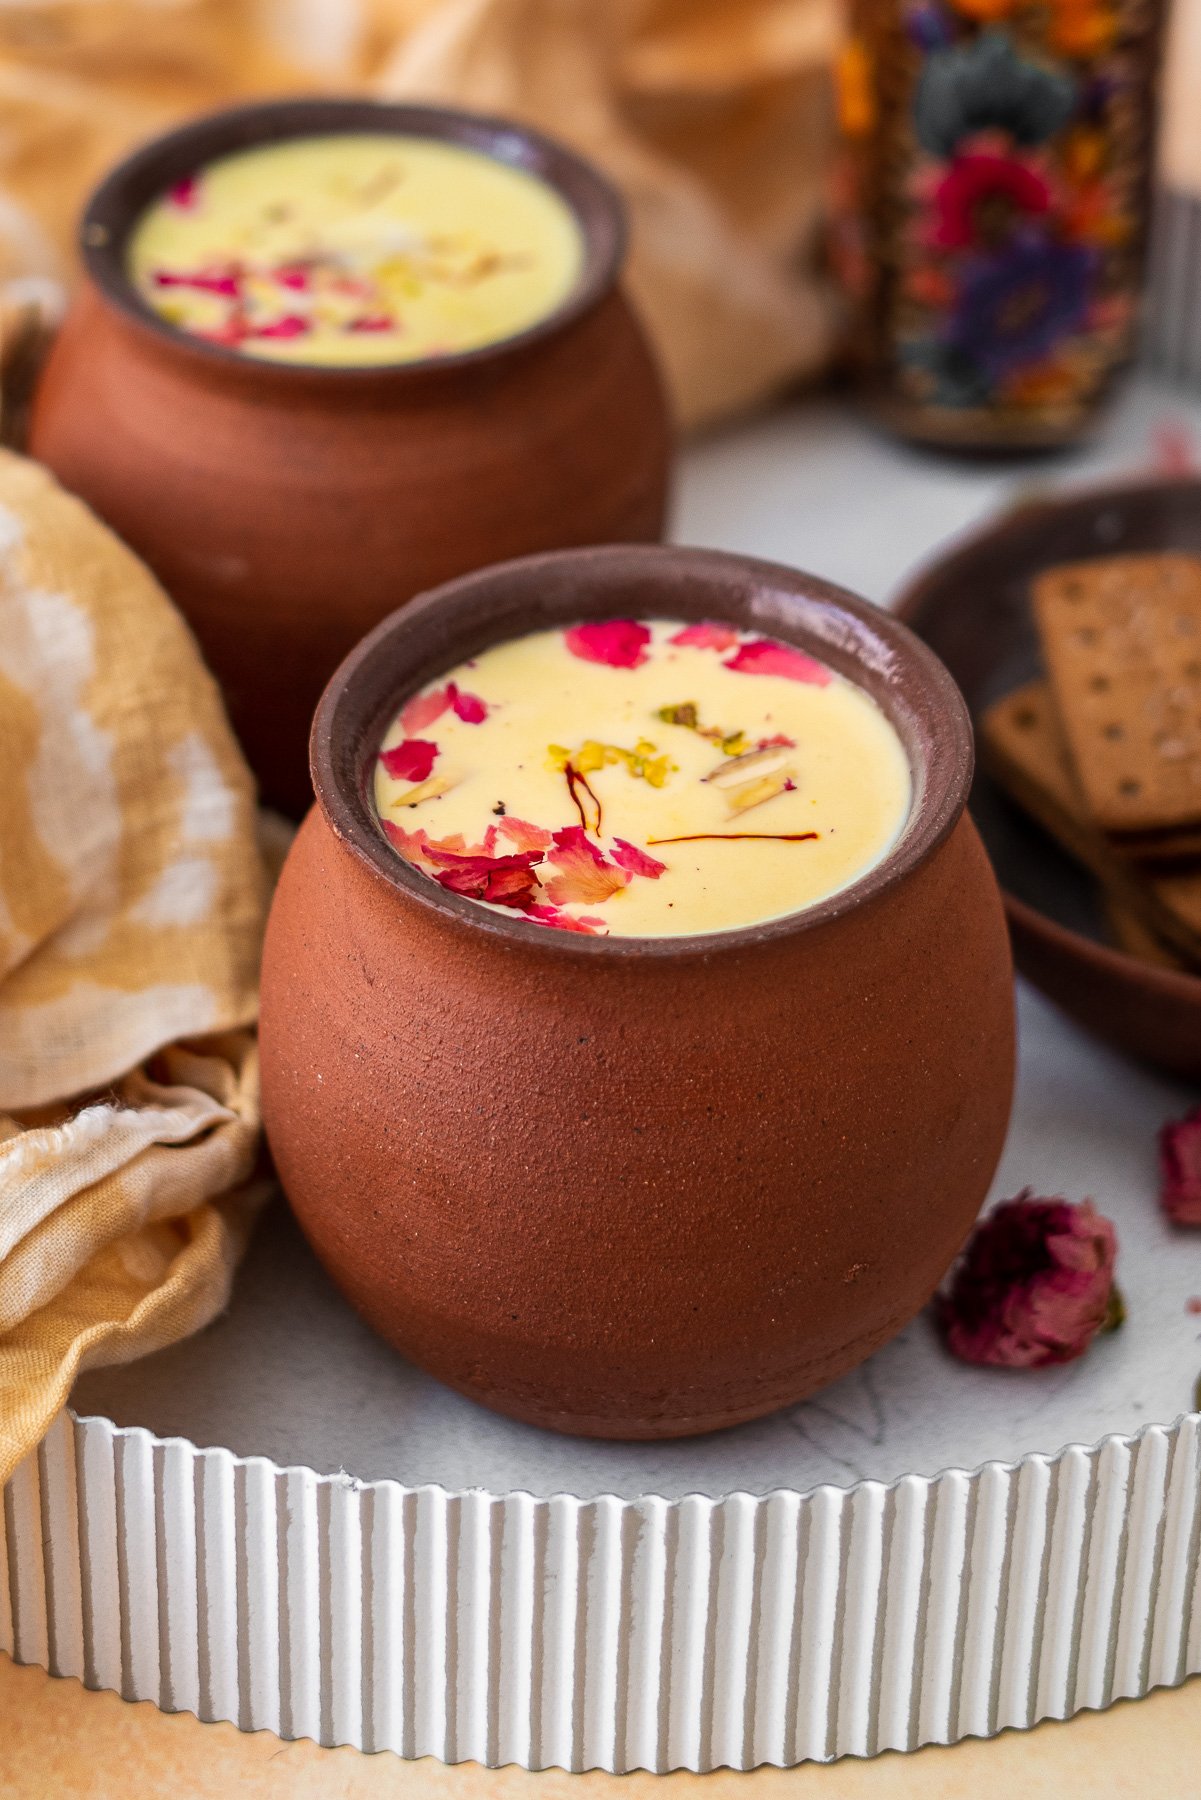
833, 0, 1168, 450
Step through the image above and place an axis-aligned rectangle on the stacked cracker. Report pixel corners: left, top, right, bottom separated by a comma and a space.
982, 552, 1201, 974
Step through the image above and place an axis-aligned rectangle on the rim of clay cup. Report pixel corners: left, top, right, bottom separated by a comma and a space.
310, 543, 976, 961
79, 95, 627, 385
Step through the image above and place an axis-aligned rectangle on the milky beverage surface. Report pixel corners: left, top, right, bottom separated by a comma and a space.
128, 132, 583, 364
373, 619, 913, 939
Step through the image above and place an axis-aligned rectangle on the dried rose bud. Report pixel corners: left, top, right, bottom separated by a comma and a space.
937, 1191, 1120, 1369
1159, 1106, 1201, 1227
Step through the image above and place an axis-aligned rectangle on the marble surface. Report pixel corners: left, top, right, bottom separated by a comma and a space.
671, 378, 1197, 607
73, 375, 1201, 1503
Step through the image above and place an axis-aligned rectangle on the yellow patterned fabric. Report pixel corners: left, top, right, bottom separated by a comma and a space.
0, 0, 838, 433
0, 449, 266, 1482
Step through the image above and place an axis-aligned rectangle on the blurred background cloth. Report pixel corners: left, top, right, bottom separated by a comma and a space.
0, 0, 840, 433
0, 447, 267, 1483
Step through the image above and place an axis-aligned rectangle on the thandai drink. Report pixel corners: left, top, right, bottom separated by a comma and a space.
127, 132, 584, 364
374, 618, 912, 937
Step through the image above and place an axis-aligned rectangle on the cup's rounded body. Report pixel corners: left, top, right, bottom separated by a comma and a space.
832, 0, 1168, 453
259, 546, 1016, 1439
29, 101, 672, 816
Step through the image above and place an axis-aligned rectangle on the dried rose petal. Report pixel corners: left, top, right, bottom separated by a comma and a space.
937, 1191, 1119, 1369
1160, 1106, 1201, 1226
379, 739, 438, 783
564, 619, 651, 669
724, 637, 832, 685
670, 621, 740, 652
347, 313, 396, 333
527, 904, 607, 935
448, 682, 488, 724
401, 686, 453, 734
423, 845, 543, 909
425, 827, 502, 858
422, 843, 525, 872
253, 314, 311, 339
611, 838, 667, 879
542, 826, 631, 906
1151, 421, 1197, 477
167, 175, 201, 209
274, 263, 311, 291
382, 820, 432, 864
199, 315, 252, 346
384, 824, 501, 869
499, 816, 554, 853
154, 267, 240, 297
758, 732, 797, 749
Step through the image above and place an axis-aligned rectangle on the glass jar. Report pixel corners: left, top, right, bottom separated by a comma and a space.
832, 0, 1169, 450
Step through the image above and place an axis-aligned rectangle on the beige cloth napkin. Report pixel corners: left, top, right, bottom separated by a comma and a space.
0, 448, 266, 1483
0, 0, 839, 431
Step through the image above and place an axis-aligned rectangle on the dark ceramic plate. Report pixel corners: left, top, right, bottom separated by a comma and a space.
896, 475, 1201, 1082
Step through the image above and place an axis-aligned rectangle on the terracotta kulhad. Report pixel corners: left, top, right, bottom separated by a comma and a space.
260, 546, 1016, 1439
29, 100, 672, 816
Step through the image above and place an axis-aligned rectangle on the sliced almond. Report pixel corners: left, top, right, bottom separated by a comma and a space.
726, 770, 793, 815
387, 775, 456, 809
704, 745, 793, 789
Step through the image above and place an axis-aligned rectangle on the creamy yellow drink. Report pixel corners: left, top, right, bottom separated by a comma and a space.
128, 133, 584, 364
374, 618, 912, 938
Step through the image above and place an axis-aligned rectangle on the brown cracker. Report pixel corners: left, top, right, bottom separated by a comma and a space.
1031, 552, 1201, 848
980, 679, 1201, 970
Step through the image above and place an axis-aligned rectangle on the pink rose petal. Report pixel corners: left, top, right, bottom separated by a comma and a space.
397, 681, 487, 731
937, 1191, 1120, 1368
422, 845, 544, 910
527, 904, 608, 935
564, 619, 651, 670
198, 315, 252, 346
542, 826, 631, 906
448, 682, 488, 724
669, 620, 740, 651
379, 739, 438, 783
1151, 421, 1198, 478
382, 821, 432, 865
274, 263, 311, 291
401, 686, 453, 734
253, 314, 311, 340
167, 175, 201, 209
724, 637, 832, 685
611, 838, 666, 879
384, 825, 499, 868
499, 816, 554, 853
346, 313, 396, 333
154, 267, 241, 297
758, 732, 797, 749
1160, 1105, 1201, 1226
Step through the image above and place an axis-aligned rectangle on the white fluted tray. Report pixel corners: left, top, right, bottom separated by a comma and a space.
5, 381, 1201, 1770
